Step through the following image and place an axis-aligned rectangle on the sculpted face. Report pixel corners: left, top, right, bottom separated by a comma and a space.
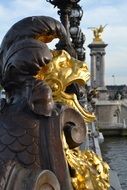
36, 50, 96, 123
36, 50, 90, 93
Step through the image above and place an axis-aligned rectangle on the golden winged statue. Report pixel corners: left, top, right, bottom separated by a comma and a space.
90, 25, 107, 42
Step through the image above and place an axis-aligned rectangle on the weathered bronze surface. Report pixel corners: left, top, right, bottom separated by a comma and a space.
0, 16, 110, 190
0, 15, 87, 190
0, 16, 74, 190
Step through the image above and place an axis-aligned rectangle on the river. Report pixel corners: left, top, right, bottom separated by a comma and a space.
100, 137, 127, 190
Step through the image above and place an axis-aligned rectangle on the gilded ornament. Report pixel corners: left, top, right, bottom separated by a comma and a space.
36, 50, 96, 123
63, 134, 110, 190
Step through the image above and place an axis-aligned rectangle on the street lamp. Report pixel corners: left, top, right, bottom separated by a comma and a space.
46, 0, 85, 61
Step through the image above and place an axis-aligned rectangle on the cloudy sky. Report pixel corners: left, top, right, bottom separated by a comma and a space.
0, 0, 127, 85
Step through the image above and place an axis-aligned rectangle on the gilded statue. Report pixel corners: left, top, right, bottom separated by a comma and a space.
90, 25, 107, 42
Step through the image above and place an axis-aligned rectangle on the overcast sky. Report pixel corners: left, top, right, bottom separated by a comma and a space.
0, 0, 127, 85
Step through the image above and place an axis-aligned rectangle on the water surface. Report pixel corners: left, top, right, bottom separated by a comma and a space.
100, 137, 127, 190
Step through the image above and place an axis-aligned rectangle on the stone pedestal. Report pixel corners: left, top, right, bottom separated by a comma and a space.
95, 100, 121, 129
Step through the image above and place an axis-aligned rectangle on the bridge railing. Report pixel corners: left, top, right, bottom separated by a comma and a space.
96, 121, 126, 129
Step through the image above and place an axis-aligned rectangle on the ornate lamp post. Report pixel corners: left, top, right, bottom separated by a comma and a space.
46, 0, 86, 61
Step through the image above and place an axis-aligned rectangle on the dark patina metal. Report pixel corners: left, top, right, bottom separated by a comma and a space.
0, 16, 86, 190
46, 0, 85, 61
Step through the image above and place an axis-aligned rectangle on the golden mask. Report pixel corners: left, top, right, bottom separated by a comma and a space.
36, 50, 95, 123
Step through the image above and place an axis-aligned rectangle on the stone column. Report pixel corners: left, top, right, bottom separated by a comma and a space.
90, 52, 96, 88
88, 42, 108, 100
101, 52, 106, 87
88, 42, 107, 89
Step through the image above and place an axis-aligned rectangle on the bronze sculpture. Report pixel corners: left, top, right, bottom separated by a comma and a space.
0, 16, 110, 190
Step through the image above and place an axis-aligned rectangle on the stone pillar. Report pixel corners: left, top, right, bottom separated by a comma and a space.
88, 42, 108, 100
101, 52, 106, 87
88, 42, 107, 89
90, 52, 96, 88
